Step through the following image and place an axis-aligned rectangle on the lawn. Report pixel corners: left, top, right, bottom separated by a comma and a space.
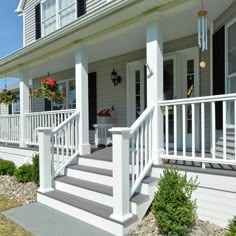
0, 195, 32, 236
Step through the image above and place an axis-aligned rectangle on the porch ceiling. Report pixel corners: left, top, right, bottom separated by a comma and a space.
0, 0, 234, 79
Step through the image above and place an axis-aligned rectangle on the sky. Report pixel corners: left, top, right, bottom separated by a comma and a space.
0, 0, 22, 87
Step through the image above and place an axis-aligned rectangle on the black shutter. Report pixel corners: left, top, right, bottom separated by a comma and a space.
77, 0, 86, 18
213, 26, 225, 130
8, 104, 12, 115
35, 3, 41, 39
45, 99, 51, 111
88, 72, 97, 130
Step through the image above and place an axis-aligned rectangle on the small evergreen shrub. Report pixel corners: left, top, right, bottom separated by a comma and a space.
0, 160, 16, 176
14, 164, 33, 183
152, 168, 199, 236
31, 153, 39, 185
226, 216, 236, 236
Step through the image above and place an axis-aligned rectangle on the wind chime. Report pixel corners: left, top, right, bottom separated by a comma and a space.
198, 0, 208, 52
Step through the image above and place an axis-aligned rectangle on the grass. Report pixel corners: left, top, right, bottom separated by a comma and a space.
0, 195, 32, 236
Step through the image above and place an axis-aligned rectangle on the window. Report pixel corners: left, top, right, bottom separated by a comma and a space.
51, 79, 76, 110
41, 0, 76, 37
12, 95, 20, 114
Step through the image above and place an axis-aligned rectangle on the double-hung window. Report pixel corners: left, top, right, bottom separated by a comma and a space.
41, 0, 77, 37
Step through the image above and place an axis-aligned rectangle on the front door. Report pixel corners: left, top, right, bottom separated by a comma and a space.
164, 47, 200, 150
127, 59, 146, 126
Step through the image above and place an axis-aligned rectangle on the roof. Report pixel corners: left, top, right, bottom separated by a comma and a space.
16, 0, 26, 15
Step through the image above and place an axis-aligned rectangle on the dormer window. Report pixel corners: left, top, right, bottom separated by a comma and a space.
35, 0, 86, 39
41, 0, 76, 36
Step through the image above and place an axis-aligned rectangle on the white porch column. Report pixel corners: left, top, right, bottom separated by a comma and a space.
146, 21, 164, 164
19, 70, 30, 148
75, 48, 91, 155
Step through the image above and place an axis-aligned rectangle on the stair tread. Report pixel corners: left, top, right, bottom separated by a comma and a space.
67, 165, 113, 177
39, 190, 138, 226
55, 176, 113, 196
142, 176, 158, 185
80, 147, 112, 162
131, 193, 149, 205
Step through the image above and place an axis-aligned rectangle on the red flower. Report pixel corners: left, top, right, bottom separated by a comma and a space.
38, 88, 42, 91
6, 90, 11, 95
49, 91, 53, 95
41, 80, 45, 83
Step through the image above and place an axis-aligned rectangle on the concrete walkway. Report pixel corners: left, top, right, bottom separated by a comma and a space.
3, 203, 115, 236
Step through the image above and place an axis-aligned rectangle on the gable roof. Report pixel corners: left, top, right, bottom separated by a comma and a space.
16, 0, 26, 15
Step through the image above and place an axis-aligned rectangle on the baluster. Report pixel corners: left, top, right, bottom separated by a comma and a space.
56, 133, 59, 170
148, 114, 152, 161
235, 100, 236, 161
201, 103, 205, 168
144, 118, 148, 166
66, 124, 69, 161
174, 105, 177, 156
211, 102, 216, 159
165, 106, 169, 156
131, 137, 135, 188
223, 101, 226, 160
136, 131, 140, 179
140, 123, 144, 172
192, 104, 195, 158
182, 104, 186, 157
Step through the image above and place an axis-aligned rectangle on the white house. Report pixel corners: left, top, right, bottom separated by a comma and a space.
0, 0, 236, 235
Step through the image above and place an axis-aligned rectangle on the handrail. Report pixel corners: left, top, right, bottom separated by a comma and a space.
52, 110, 80, 134
0, 114, 20, 118
25, 109, 75, 116
159, 93, 236, 106
130, 103, 155, 135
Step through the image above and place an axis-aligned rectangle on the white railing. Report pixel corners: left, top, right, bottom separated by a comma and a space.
109, 104, 155, 222
159, 93, 236, 166
0, 115, 20, 143
25, 109, 75, 145
129, 104, 155, 196
38, 110, 80, 193
51, 110, 80, 178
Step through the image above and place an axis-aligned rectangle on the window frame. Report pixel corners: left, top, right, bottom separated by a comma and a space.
12, 95, 20, 114
40, 0, 77, 37
51, 78, 76, 111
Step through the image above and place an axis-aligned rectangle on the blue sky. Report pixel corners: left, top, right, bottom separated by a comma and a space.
0, 0, 22, 87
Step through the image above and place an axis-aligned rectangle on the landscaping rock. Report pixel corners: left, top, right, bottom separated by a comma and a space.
0, 175, 37, 205
129, 212, 226, 236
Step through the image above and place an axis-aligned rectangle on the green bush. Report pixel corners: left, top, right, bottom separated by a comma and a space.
226, 216, 236, 236
152, 168, 199, 236
14, 164, 33, 183
31, 153, 39, 185
0, 160, 16, 176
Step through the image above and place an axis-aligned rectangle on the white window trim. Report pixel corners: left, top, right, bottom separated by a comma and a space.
12, 95, 20, 114
51, 78, 75, 110
40, 0, 77, 37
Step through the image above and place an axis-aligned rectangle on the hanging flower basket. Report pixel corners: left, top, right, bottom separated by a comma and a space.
97, 106, 115, 118
31, 77, 65, 101
0, 89, 16, 105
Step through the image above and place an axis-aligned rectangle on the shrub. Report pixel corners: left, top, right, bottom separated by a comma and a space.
0, 160, 16, 176
31, 153, 39, 185
14, 164, 33, 183
152, 168, 199, 236
226, 216, 236, 236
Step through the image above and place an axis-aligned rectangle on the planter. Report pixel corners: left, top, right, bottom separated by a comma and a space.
98, 116, 112, 124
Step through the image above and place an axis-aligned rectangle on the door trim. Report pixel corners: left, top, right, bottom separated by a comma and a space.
127, 59, 146, 126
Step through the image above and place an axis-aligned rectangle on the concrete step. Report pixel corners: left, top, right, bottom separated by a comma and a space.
37, 190, 138, 236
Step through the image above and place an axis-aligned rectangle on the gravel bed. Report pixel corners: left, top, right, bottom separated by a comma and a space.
0, 175, 38, 205
129, 212, 226, 236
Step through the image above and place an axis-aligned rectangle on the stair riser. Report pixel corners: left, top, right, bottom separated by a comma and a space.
54, 181, 113, 207
37, 193, 124, 236
131, 198, 152, 216
66, 168, 113, 186
78, 158, 113, 170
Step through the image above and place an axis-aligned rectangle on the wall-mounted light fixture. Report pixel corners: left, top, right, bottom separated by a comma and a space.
111, 69, 121, 86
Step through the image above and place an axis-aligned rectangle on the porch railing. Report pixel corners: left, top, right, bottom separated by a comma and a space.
109, 103, 155, 221
159, 93, 236, 166
0, 115, 20, 144
38, 110, 80, 193
25, 109, 75, 145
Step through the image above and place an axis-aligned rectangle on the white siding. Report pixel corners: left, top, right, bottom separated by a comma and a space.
24, 0, 107, 46
0, 104, 9, 115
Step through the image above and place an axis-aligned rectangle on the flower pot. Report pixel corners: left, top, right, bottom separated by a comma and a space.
99, 116, 112, 124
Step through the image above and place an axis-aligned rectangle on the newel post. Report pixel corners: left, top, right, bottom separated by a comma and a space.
37, 127, 54, 193
109, 128, 133, 222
